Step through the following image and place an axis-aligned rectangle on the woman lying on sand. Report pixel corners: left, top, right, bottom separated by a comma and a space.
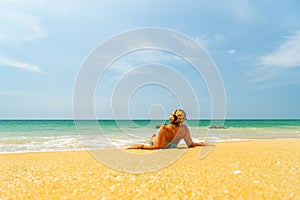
128, 109, 212, 150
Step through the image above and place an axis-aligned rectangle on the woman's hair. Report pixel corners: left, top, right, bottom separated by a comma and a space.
169, 109, 187, 126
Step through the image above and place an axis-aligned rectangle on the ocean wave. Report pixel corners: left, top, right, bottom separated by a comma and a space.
0, 120, 300, 153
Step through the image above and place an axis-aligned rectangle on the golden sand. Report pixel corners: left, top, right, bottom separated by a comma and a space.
0, 140, 299, 199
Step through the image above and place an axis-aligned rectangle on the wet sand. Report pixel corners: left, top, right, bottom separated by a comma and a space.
0, 139, 299, 199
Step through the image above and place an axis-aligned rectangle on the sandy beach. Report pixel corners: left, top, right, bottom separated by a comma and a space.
0, 139, 299, 199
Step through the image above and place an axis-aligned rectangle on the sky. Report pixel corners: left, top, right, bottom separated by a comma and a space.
0, 0, 300, 119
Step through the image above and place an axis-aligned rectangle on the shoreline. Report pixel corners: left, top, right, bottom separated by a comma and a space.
1, 139, 299, 199
1, 137, 300, 155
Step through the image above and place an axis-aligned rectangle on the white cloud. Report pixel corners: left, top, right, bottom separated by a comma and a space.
110, 50, 181, 73
246, 31, 300, 86
228, 49, 236, 54
0, 4, 47, 43
192, 34, 226, 51
260, 31, 300, 68
0, 2, 46, 73
0, 56, 43, 73
192, 36, 208, 48
110, 60, 135, 75
103, 50, 184, 85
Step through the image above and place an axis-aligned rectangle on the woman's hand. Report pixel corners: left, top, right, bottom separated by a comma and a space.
127, 144, 142, 149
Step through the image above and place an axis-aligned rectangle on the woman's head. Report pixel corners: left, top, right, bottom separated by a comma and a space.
169, 109, 187, 125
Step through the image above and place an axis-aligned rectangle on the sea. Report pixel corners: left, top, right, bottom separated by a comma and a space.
0, 119, 299, 154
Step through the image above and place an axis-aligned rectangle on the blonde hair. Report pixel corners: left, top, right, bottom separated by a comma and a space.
169, 109, 187, 125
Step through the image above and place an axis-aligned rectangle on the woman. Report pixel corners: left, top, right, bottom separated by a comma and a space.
128, 109, 212, 150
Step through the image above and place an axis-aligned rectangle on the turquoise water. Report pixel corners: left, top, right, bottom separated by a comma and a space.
0, 120, 299, 153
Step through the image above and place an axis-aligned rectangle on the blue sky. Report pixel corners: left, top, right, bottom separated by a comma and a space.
0, 0, 300, 119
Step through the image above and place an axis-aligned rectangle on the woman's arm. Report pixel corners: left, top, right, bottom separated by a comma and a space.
127, 143, 162, 150
189, 141, 214, 147
180, 124, 214, 147
127, 126, 167, 150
